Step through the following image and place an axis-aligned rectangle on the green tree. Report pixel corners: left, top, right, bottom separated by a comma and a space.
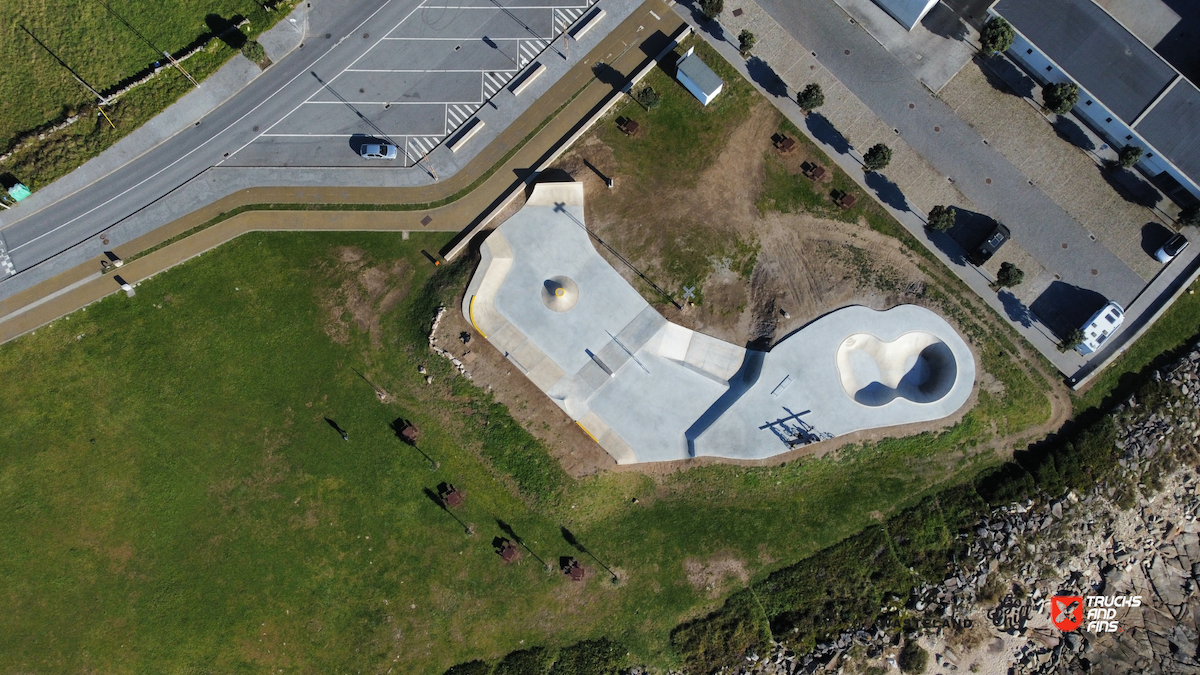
1058, 327, 1086, 352
242, 40, 266, 64
926, 205, 957, 232
635, 85, 661, 109
797, 83, 825, 112
862, 143, 892, 172
1044, 82, 1079, 115
980, 17, 1015, 54
738, 29, 757, 56
899, 641, 929, 674
993, 261, 1025, 289
1180, 204, 1200, 227
1116, 144, 1143, 168
699, 0, 724, 21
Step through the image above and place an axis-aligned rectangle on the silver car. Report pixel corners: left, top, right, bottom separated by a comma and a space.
1155, 233, 1188, 263
360, 143, 398, 160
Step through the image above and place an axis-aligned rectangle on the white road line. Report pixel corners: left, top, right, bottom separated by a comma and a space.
256, 0, 430, 140
420, 4, 591, 8
379, 36, 523, 40
303, 100, 482, 105
345, 68, 519, 72
259, 133, 363, 137
10, 0, 417, 252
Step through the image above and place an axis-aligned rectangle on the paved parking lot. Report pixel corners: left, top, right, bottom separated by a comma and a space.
228, 0, 597, 167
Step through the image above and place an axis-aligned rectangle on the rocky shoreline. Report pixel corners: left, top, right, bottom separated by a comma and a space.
717, 343, 1200, 675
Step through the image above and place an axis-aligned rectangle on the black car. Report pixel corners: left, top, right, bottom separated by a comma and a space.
968, 223, 1011, 265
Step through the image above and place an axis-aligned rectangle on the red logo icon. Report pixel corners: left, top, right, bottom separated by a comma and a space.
1051, 596, 1084, 631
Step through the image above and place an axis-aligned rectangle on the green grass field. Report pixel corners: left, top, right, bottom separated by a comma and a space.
1, 0, 292, 191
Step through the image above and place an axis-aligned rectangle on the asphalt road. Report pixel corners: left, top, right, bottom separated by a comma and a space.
0, 0, 596, 280
754, 0, 1147, 308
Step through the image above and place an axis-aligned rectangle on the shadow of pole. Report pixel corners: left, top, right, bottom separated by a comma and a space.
497, 518, 549, 569
561, 526, 618, 583
391, 417, 439, 470
424, 487, 472, 535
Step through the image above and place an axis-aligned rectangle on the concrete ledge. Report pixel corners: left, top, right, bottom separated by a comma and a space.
570, 8, 607, 39
510, 62, 548, 95
449, 118, 486, 153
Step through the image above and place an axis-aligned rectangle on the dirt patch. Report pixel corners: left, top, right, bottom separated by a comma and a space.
318, 247, 412, 350
684, 552, 750, 597
432, 304, 616, 478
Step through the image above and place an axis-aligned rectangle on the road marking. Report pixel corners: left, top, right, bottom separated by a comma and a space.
9, 0, 419, 253
304, 100, 483, 105
345, 68, 520, 72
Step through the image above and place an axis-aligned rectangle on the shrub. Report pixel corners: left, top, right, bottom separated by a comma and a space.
797, 83, 824, 112
899, 641, 929, 674
1181, 204, 1200, 228
993, 261, 1025, 289
671, 591, 768, 673
926, 205, 957, 232
980, 17, 1015, 54
242, 40, 266, 64
1117, 144, 1143, 168
738, 29, 757, 56
699, 0, 724, 21
444, 661, 493, 675
1044, 82, 1079, 115
547, 639, 626, 675
1058, 327, 1086, 353
495, 648, 553, 675
862, 143, 892, 172
635, 85, 661, 109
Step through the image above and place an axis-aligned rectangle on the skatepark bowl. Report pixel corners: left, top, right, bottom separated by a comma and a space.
836, 332, 959, 407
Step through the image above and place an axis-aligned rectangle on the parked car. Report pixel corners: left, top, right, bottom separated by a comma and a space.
1076, 301, 1124, 355
360, 143, 398, 160
1155, 233, 1189, 263
968, 223, 1011, 265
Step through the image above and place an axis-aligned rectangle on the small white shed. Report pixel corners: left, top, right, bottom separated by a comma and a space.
675, 47, 723, 106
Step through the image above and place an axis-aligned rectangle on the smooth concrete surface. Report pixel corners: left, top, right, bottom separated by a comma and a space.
464, 183, 975, 463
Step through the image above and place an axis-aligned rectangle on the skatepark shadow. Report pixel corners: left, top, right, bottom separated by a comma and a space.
1101, 166, 1162, 208
746, 56, 788, 99
864, 171, 910, 213
206, 14, 247, 49
977, 55, 1034, 100
998, 290, 1034, 328
684, 348, 766, 456
1051, 116, 1095, 152
1030, 281, 1108, 339
639, 29, 674, 64
805, 113, 852, 156
1141, 222, 1175, 258
921, 2, 970, 42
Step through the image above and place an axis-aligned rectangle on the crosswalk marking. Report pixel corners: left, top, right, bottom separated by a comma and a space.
0, 234, 15, 277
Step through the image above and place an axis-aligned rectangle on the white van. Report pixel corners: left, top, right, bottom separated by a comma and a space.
1076, 302, 1123, 355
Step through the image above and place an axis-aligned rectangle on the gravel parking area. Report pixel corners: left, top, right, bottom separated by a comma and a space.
940, 59, 1170, 282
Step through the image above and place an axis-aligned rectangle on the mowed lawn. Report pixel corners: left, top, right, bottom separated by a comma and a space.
0, 229, 1039, 673
1, 0, 279, 146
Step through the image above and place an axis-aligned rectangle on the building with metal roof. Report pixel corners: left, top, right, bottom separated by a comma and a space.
991, 0, 1200, 205
675, 47, 723, 106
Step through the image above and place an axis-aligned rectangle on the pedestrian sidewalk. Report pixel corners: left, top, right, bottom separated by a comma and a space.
0, 4, 308, 230
671, 1, 1089, 375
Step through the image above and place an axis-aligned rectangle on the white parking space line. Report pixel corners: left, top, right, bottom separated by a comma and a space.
249, 0, 599, 160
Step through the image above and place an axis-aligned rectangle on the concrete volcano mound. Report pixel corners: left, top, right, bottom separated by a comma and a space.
541, 276, 579, 312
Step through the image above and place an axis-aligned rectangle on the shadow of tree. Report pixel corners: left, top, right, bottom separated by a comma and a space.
976, 55, 1034, 99
746, 56, 788, 99
864, 171, 910, 213
1101, 166, 1162, 208
805, 112, 852, 156
205, 14, 246, 49
998, 290, 1034, 328
1051, 116, 1095, 152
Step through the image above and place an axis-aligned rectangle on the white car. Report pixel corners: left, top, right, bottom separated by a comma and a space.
1155, 233, 1188, 263
1076, 302, 1123, 355
360, 143, 398, 160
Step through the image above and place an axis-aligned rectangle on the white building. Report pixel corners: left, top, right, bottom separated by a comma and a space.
991, 0, 1200, 206
871, 0, 939, 31
675, 47, 723, 106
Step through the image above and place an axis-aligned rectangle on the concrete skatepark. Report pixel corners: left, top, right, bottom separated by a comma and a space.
464, 182, 976, 463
